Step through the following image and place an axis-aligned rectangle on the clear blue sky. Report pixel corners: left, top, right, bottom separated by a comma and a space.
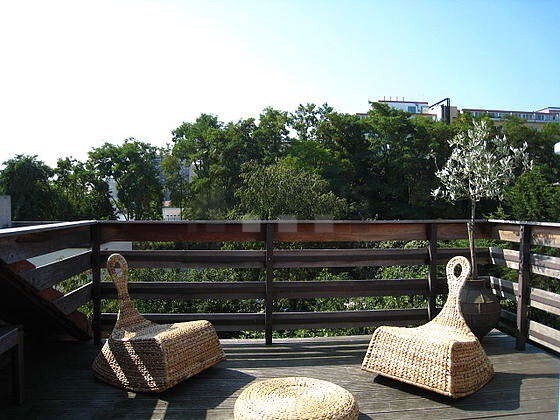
1, 0, 559, 165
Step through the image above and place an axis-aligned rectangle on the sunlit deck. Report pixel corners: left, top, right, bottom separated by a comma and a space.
1, 331, 558, 419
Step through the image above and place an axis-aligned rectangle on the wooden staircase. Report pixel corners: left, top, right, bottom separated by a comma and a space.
0, 222, 96, 340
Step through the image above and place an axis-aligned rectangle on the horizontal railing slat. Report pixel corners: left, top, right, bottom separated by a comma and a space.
273, 279, 429, 298
273, 248, 427, 267
99, 250, 265, 269
489, 247, 560, 279
100, 308, 427, 331
488, 276, 560, 316
96, 247, 489, 269
498, 309, 560, 354
100, 281, 266, 299
272, 308, 428, 329
531, 227, 560, 248
99, 279, 432, 300
99, 222, 266, 243
488, 276, 517, 301
274, 221, 493, 242
20, 251, 92, 291
98, 220, 492, 243
53, 282, 92, 315
274, 222, 428, 242
100, 312, 265, 331
528, 320, 560, 353
529, 288, 560, 316
487, 221, 560, 248
278, 246, 484, 267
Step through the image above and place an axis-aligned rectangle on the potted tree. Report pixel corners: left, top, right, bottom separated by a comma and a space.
433, 119, 530, 338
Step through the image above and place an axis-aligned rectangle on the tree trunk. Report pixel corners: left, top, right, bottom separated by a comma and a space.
468, 200, 477, 279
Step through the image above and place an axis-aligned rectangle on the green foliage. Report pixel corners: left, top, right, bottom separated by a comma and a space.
289, 103, 333, 141
501, 165, 560, 221
254, 107, 291, 163
502, 118, 560, 177
88, 139, 163, 220
161, 150, 190, 214
3, 103, 559, 223
169, 111, 292, 218
361, 104, 456, 218
0, 155, 56, 220
53, 158, 114, 220
235, 158, 347, 219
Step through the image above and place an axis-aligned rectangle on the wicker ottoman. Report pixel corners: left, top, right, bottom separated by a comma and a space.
233, 377, 359, 420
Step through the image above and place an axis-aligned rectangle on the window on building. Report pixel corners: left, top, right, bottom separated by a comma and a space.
407, 106, 416, 114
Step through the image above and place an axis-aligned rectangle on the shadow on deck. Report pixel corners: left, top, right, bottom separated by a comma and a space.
0, 331, 558, 419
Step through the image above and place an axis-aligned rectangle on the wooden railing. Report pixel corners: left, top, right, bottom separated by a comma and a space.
93, 220, 495, 344
485, 220, 560, 352
0, 219, 559, 352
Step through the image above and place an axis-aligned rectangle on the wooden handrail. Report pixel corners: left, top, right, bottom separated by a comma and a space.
0, 220, 96, 239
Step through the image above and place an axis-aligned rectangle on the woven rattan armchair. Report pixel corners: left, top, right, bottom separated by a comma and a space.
362, 256, 493, 398
92, 253, 226, 393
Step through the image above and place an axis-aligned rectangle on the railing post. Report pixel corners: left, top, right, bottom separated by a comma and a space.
516, 224, 531, 351
426, 223, 438, 320
265, 222, 274, 345
91, 223, 102, 345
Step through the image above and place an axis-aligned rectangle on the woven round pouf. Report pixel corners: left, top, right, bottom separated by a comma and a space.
233, 377, 359, 420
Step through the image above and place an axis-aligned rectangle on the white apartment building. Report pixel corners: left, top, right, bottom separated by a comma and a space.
363, 97, 560, 127
377, 98, 430, 115
463, 106, 560, 124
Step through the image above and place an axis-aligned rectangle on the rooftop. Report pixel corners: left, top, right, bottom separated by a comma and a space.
1, 332, 558, 419
378, 99, 428, 104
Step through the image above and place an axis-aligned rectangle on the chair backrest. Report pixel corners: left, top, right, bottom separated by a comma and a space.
428, 256, 475, 336
107, 253, 131, 300
107, 253, 147, 330
446, 256, 471, 298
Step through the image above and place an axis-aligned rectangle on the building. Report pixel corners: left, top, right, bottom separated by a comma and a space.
364, 97, 560, 127
359, 97, 458, 123
462, 106, 560, 127
162, 204, 182, 221
377, 98, 430, 115
357, 98, 434, 120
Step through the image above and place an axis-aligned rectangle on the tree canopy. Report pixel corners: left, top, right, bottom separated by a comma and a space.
2, 103, 559, 223
88, 139, 163, 220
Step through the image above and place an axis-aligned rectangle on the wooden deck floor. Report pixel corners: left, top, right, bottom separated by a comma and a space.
0, 331, 558, 419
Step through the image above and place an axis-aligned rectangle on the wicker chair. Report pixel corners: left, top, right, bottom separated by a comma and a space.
362, 256, 493, 398
92, 253, 226, 393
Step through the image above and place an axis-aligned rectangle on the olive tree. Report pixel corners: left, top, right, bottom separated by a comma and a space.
433, 120, 530, 277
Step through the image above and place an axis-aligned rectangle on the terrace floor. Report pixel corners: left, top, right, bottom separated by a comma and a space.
0, 331, 558, 419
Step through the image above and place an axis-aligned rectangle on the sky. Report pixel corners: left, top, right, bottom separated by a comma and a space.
1, 0, 559, 166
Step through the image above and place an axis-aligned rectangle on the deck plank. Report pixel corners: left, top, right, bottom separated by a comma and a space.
0, 331, 558, 419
